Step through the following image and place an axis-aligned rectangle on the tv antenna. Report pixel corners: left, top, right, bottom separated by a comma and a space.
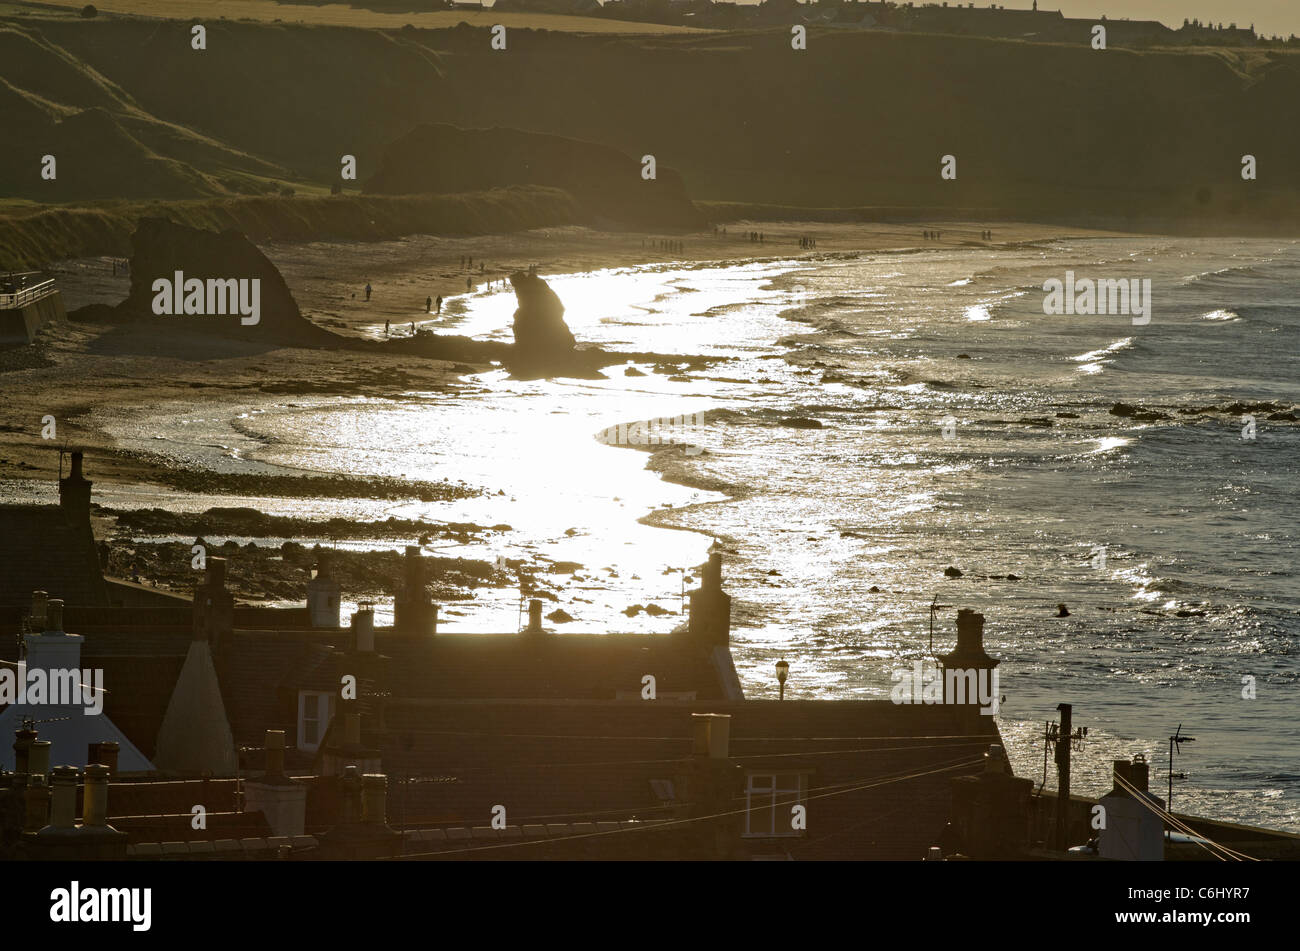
1167, 723, 1196, 817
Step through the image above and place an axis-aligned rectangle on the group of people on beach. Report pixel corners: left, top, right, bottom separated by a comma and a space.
922, 229, 993, 241
643, 238, 685, 253
111, 259, 130, 276
711, 226, 728, 237
799, 236, 817, 249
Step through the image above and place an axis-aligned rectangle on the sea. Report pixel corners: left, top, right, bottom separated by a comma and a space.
15, 234, 1300, 831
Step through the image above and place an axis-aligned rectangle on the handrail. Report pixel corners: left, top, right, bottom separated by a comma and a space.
0, 279, 57, 310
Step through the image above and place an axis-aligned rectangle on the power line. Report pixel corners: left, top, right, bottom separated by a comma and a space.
384, 754, 985, 860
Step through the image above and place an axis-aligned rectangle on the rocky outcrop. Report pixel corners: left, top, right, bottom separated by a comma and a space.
115, 217, 335, 344
510, 270, 575, 367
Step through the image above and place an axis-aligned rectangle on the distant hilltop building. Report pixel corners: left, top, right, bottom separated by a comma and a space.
570, 0, 1267, 46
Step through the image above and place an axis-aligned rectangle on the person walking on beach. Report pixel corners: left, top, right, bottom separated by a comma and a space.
385, 319, 390, 337
466, 276, 473, 291
436, 295, 443, 314
365, 282, 372, 302
410, 321, 415, 335
426, 296, 432, 313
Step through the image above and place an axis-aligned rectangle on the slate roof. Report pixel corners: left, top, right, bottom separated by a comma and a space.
376, 699, 1003, 860
0, 504, 107, 608
374, 633, 739, 701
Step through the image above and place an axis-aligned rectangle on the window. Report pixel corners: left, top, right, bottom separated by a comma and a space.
297, 691, 336, 752
744, 772, 807, 837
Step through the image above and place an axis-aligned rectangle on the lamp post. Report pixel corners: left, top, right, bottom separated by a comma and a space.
776, 660, 789, 701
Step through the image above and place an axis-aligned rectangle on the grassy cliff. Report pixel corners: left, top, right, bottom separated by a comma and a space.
0, 187, 582, 271
2, 11, 1299, 261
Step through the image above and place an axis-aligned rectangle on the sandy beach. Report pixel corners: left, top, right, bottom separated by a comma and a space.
2, 219, 1123, 494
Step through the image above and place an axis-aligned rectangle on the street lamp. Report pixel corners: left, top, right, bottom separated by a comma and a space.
775, 660, 789, 701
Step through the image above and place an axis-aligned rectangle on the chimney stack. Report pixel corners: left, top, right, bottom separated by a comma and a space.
210, 557, 227, 590
58, 451, 92, 526
1111, 755, 1151, 796
193, 556, 234, 648
394, 547, 435, 634
307, 553, 342, 628
687, 553, 732, 646
937, 609, 1000, 709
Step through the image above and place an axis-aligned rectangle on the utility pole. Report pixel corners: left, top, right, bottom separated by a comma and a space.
1046, 702, 1088, 851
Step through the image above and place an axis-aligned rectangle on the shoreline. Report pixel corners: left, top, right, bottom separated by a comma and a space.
3, 219, 1120, 497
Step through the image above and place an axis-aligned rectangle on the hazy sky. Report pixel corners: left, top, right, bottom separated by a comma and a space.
1053, 2, 1299, 37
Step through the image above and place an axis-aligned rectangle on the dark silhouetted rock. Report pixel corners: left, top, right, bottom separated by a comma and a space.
115, 217, 335, 344
1110, 402, 1169, 421
780, 417, 823, 429
944, 566, 963, 578
509, 269, 576, 367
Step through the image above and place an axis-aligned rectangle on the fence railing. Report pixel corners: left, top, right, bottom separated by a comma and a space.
0, 279, 57, 310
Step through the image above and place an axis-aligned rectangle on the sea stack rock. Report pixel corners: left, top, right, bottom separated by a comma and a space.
117, 217, 330, 344
510, 270, 576, 369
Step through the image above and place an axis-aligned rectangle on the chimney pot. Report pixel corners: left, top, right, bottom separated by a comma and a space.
27, 740, 52, 777
30, 590, 48, 629
69, 451, 85, 481
83, 764, 111, 826
13, 727, 38, 776
690, 712, 731, 759
340, 765, 363, 824
45, 599, 64, 634
88, 741, 120, 777
354, 604, 375, 652
525, 599, 544, 634
209, 558, 227, 589
706, 552, 723, 590
265, 729, 286, 777
47, 766, 79, 830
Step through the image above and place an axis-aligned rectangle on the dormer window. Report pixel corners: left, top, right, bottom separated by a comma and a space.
744, 771, 808, 837
297, 690, 336, 753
